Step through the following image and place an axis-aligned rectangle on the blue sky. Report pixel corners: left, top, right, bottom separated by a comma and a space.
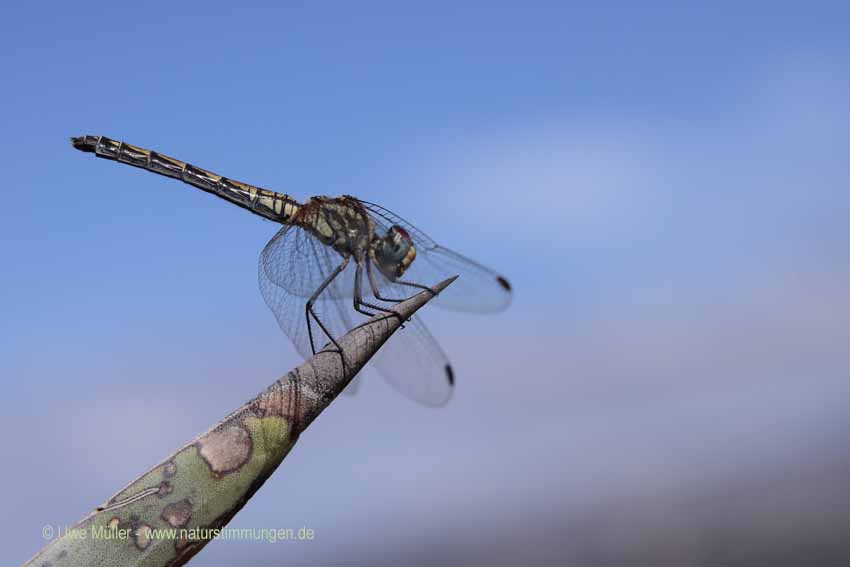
2, 2, 850, 565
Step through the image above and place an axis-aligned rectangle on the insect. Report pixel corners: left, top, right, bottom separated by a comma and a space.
71, 135, 512, 405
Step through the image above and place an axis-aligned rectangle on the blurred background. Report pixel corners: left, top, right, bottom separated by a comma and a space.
2, 2, 849, 565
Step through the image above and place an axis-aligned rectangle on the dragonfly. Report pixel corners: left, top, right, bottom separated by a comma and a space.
71, 135, 512, 405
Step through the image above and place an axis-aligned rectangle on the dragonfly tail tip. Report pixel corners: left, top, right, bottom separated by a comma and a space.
70, 136, 95, 153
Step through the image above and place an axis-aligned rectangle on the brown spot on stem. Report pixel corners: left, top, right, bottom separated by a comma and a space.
157, 481, 173, 497
134, 524, 153, 550
175, 535, 205, 558
175, 534, 190, 552
161, 499, 193, 528
197, 425, 252, 476
163, 460, 177, 478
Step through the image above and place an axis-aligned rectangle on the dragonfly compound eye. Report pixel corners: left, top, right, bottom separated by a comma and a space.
373, 225, 416, 279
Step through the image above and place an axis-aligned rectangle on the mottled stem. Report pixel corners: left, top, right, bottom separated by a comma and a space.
21, 276, 456, 567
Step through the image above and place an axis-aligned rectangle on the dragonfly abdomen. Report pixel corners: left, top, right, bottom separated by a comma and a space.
71, 135, 300, 223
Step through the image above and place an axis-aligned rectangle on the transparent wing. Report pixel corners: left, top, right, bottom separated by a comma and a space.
371, 313, 454, 406
357, 199, 513, 313
258, 225, 454, 405
259, 225, 358, 360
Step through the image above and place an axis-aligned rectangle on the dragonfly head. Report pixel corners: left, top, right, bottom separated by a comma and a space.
371, 225, 416, 280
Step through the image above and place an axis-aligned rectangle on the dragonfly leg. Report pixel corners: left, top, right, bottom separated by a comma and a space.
306, 256, 350, 356
352, 262, 376, 317
379, 274, 440, 325
355, 261, 405, 327
366, 259, 440, 299
395, 279, 440, 297
366, 259, 404, 303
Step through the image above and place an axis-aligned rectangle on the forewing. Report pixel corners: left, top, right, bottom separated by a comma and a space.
357, 199, 512, 313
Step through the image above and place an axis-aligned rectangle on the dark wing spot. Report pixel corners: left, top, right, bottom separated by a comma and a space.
444, 364, 455, 386
496, 276, 512, 292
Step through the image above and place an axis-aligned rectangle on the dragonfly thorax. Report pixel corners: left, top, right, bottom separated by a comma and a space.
299, 197, 416, 278
371, 225, 416, 280
299, 197, 375, 258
